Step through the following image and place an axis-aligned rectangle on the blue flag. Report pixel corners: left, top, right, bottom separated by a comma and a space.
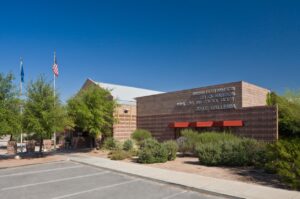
20, 59, 24, 83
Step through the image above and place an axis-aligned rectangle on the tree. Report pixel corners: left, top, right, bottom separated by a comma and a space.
23, 76, 69, 152
267, 91, 300, 137
0, 73, 21, 140
284, 89, 300, 106
67, 84, 116, 147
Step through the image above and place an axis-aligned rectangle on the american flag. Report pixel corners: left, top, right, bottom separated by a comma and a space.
52, 53, 59, 77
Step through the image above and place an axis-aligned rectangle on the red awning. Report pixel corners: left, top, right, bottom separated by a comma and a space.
223, 120, 243, 127
190, 121, 214, 127
168, 122, 190, 128
214, 120, 243, 127
168, 120, 243, 128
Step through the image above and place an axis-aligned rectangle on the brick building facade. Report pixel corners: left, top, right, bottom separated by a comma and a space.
113, 104, 136, 140
136, 81, 278, 141
81, 78, 162, 141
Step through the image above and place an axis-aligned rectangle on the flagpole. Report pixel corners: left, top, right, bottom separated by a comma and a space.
53, 51, 56, 151
19, 57, 23, 153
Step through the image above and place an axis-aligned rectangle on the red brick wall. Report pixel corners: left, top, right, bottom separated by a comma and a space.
136, 81, 276, 141
137, 82, 243, 116
137, 106, 278, 142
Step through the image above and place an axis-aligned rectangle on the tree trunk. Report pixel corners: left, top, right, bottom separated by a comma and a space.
100, 134, 105, 146
39, 136, 43, 153
10, 134, 13, 141
93, 137, 96, 148
90, 136, 95, 148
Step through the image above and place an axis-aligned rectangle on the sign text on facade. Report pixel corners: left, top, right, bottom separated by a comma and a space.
176, 86, 237, 111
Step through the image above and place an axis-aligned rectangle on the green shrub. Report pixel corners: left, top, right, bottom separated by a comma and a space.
129, 148, 139, 156
138, 138, 168, 163
219, 139, 263, 166
123, 139, 134, 151
176, 136, 189, 154
131, 129, 152, 144
196, 132, 238, 143
179, 130, 240, 156
240, 138, 266, 166
109, 150, 132, 160
180, 129, 201, 154
163, 140, 178, 161
103, 137, 120, 150
194, 132, 265, 166
263, 139, 300, 190
138, 148, 156, 163
196, 143, 222, 166
219, 139, 238, 166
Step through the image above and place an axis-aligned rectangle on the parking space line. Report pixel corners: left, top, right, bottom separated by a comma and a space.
52, 179, 139, 199
161, 190, 188, 199
0, 161, 75, 171
0, 165, 83, 178
1, 171, 110, 191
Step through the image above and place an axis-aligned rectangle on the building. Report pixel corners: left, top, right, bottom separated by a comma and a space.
136, 81, 278, 141
81, 78, 163, 140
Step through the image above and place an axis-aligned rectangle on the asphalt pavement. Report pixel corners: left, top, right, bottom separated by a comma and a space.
0, 161, 224, 199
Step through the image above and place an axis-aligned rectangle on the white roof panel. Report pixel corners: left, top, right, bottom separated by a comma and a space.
89, 79, 163, 104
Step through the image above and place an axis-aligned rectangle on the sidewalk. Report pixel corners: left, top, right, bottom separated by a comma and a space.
69, 154, 300, 199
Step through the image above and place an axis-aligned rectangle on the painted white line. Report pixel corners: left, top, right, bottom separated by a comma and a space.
0, 160, 75, 171
0, 165, 83, 178
161, 190, 188, 199
52, 179, 139, 199
1, 171, 110, 191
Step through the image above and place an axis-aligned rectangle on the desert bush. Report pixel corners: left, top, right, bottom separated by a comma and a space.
196, 132, 238, 143
196, 143, 222, 166
163, 140, 178, 161
263, 139, 300, 190
220, 138, 265, 166
218, 139, 240, 166
138, 148, 156, 163
123, 139, 134, 151
109, 150, 132, 160
137, 138, 168, 163
176, 136, 189, 154
194, 133, 265, 166
103, 137, 120, 150
180, 129, 201, 154
240, 138, 266, 166
129, 148, 139, 156
179, 130, 240, 155
131, 129, 152, 144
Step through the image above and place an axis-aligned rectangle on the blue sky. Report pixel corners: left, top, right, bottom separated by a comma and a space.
0, 0, 299, 102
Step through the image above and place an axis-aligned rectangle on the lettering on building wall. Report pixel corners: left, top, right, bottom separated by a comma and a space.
176, 86, 237, 111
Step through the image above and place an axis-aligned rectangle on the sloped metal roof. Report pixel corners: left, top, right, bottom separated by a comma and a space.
86, 78, 163, 104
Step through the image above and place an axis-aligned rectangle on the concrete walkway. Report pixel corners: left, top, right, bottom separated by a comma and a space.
69, 154, 300, 199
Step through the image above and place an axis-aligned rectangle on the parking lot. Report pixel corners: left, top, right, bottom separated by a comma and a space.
0, 161, 224, 199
